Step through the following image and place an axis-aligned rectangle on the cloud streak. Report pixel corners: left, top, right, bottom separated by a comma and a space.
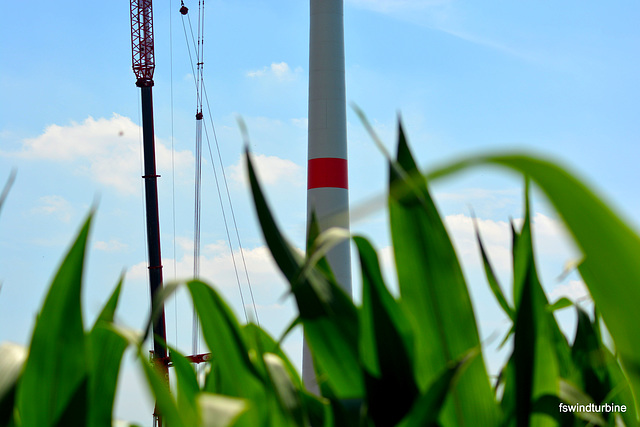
10, 114, 193, 196
246, 62, 303, 82
348, 0, 537, 63
228, 153, 304, 188
31, 195, 73, 223
445, 212, 580, 274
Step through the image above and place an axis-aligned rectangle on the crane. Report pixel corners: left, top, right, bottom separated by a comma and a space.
130, 1, 214, 425
129, 1, 168, 425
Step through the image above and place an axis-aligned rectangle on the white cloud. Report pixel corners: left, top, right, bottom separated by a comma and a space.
550, 280, 591, 303
94, 239, 128, 252
31, 195, 73, 223
12, 114, 193, 196
444, 212, 579, 274
129, 242, 278, 284
445, 213, 513, 273
127, 242, 289, 321
353, 210, 578, 286
291, 118, 308, 130
228, 153, 304, 188
246, 62, 302, 82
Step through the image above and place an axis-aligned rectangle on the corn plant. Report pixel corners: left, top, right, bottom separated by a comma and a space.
1, 118, 639, 426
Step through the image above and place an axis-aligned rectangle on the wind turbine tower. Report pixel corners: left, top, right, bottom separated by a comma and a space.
304, 0, 352, 390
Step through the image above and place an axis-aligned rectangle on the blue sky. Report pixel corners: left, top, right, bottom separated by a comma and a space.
1, 0, 639, 424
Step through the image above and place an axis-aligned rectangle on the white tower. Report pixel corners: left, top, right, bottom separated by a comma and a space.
304, 0, 351, 391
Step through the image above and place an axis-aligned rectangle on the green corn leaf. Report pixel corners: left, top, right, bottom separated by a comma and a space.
546, 298, 573, 313
559, 380, 607, 426
602, 353, 639, 427
87, 279, 128, 427
473, 215, 514, 320
425, 153, 640, 410
498, 355, 517, 424
243, 323, 302, 391
203, 359, 220, 394
241, 324, 305, 426
186, 280, 267, 426
354, 235, 419, 426
572, 307, 638, 426
529, 395, 575, 426
16, 213, 92, 427
324, 398, 363, 427
571, 307, 609, 404
0, 343, 27, 426
199, 393, 248, 427
263, 353, 306, 426
138, 348, 184, 427
388, 123, 500, 426
187, 281, 264, 395
511, 185, 570, 427
299, 390, 329, 427
513, 260, 536, 427
246, 149, 363, 398
305, 211, 340, 284
110, 324, 187, 427
169, 346, 200, 426
398, 349, 479, 427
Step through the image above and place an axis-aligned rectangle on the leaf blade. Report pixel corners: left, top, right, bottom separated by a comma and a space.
389, 124, 500, 426
426, 153, 640, 409
16, 213, 92, 427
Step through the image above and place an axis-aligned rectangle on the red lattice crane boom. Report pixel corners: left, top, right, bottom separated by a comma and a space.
131, 0, 155, 86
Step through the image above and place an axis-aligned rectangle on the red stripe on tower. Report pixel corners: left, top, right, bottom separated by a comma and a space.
307, 157, 348, 189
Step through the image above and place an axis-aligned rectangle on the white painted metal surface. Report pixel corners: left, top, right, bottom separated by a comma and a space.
304, 0, 352, 393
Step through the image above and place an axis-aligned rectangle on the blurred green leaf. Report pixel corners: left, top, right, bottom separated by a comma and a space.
512, 260, 537, 427
571, 308, 609, 403
388, 122, 500, 426
240, 324, 302, 427
473, 215, 514, 320
246, 150, 362, 398
398, 349, 478, 427
243, 323, 302, 391
87, 279, 128, 427
263, 353, 306, 426
186, 280, 267, 426
169, 347, 200, 426
16, 213, 92, 427
199, 393, 247, 427
304, 212, 340, 284
138, 349, 183, 427
529, 395, 574, 426
603, 355, 639, 427
426, 153, 640, 408
0, 343, 27, 426
301, 226, 350, 286
511, 185, 569, 427
559, 380, 606, 426
354, 236, 418, 426
546, 298, 573, 313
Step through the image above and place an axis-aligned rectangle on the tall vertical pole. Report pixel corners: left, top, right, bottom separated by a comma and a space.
139, 82, 168, 366
130, 1, 168, 424
305, 0, 351, 392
